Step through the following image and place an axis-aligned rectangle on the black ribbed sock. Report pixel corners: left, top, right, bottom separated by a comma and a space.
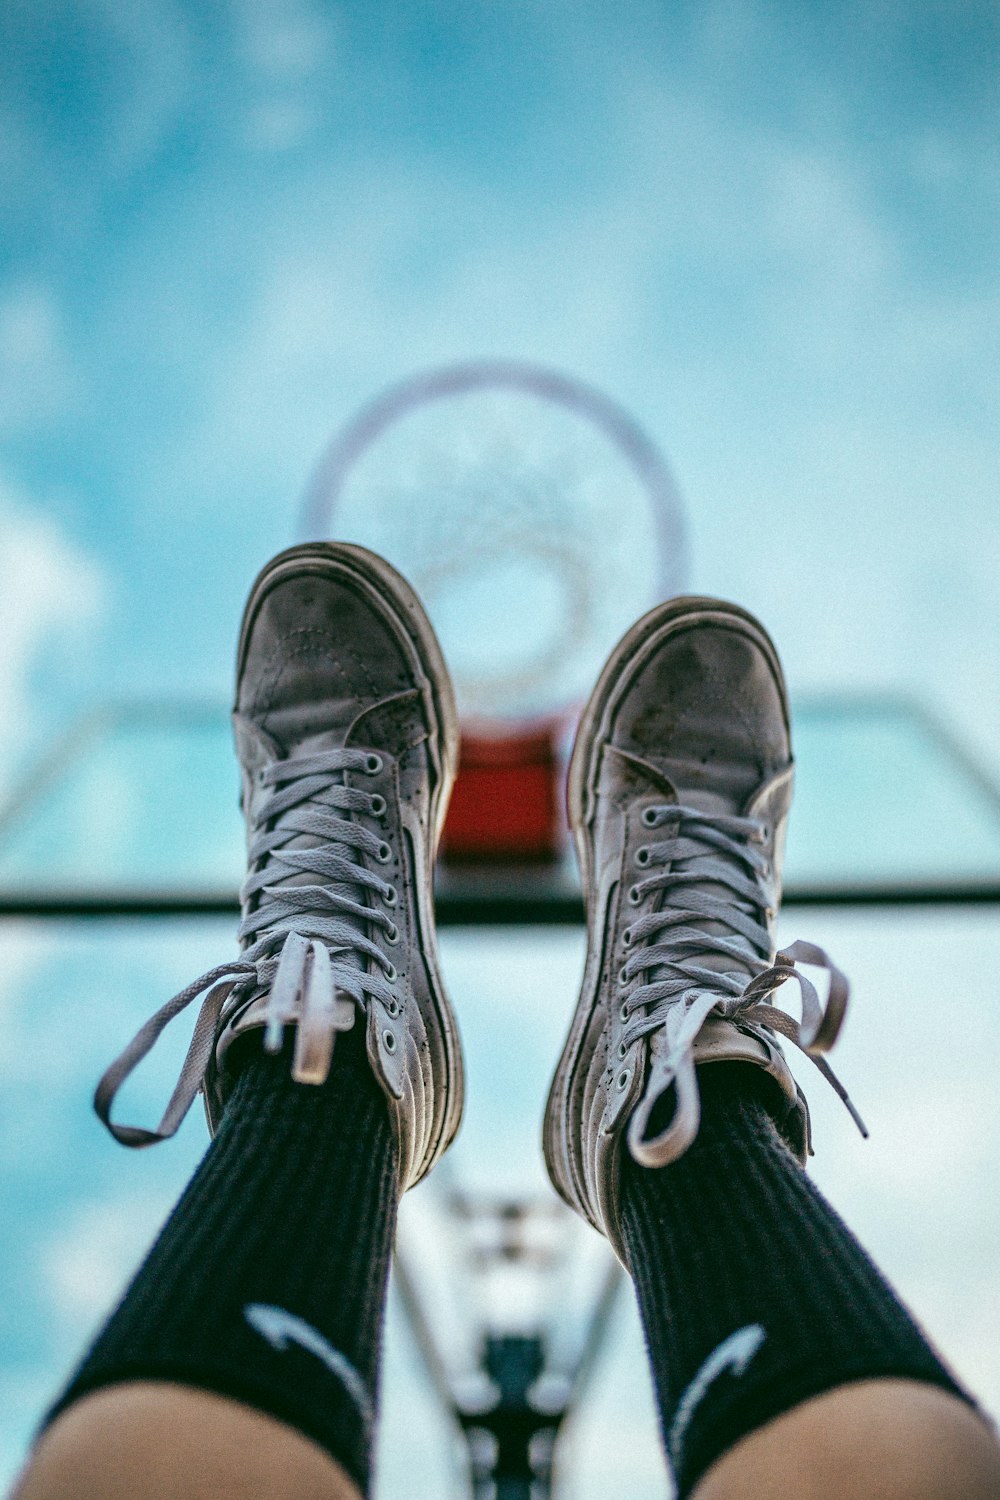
45, 1030, 398, 1495
620, 1064, 972, 1497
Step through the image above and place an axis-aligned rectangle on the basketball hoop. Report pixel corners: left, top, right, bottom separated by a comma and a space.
300, 361, 688, 861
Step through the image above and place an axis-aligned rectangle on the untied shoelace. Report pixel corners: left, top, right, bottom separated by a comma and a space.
619, 802, 868, 1166
94, 747, 397, 1146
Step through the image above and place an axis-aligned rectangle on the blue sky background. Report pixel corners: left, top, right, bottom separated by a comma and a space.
1, 2, 999, 1495
1, 0, 998, 779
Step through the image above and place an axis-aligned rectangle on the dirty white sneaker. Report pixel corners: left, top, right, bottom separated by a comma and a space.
96, 542, 463, 1191
543, 597, 863, 1259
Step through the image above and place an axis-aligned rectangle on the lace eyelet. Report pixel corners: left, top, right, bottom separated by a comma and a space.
628, 885, 642, 905
376, 841, 392, 864
620, 1002, 630, 1021
384, 921, 399, 944
370, 794, 387, 817
618, 965, 629, 986
617, 1040, 628, 1060
617, 1070, 630, 1091
622, 927, 633, 947
383, 885, 398, 907
386, 997, 400, 1017
635, 846, 650, 867
365, 754, 383, 775
641, 807, 658, 827
383, 1030, 396, 1052
383, 961, 397, 982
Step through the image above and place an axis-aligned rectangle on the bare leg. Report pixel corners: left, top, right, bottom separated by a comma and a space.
693, 1380, 1000, 1500
12, 1384, 359, 1500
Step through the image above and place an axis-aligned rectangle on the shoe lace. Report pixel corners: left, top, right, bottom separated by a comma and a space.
620, 803, 867, 1166
94, 748, 398, 1146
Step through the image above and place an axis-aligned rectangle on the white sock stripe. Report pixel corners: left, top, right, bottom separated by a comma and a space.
244, 1302, 373, 1430
668, 1322, 767, 1470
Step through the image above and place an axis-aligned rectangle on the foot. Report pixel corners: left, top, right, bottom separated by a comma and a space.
96, 543, 463, 1191
543, 597, 862, 1259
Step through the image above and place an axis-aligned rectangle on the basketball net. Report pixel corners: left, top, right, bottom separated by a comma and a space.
300, 361, 687, 863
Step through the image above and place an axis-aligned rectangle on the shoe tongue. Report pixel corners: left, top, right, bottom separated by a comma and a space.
261, 699, 355, 757
608, 747, 747, 819
651, 769, 761, 985
655, 753, 760, 816
609, 748, 764, 988
293, 727, 349, 758
665, 782, 732, 818
264, 732, 369, 969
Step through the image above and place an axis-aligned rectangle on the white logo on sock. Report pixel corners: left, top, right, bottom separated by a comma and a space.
668, 1323, 767, 1470
244, 1302, 372, 1429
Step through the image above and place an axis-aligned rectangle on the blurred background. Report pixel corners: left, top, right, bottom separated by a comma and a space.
1, 2, 998, 1495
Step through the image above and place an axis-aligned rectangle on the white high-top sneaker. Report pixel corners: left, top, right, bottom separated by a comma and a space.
543, 598, 863, 1261
96, 543, 464, 1192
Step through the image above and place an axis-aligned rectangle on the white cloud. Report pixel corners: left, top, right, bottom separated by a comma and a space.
233, 0, 339, 152
0, 284, 78, 436
79, 0, 193, 182
245, 97, 322, 152
42, 1190, 178, 1337
235, 0, 337, 79
0, 479, 105, 780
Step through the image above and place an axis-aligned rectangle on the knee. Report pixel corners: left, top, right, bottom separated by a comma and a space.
692, 1379, 1000, 1500
12, 1384, 359, 1500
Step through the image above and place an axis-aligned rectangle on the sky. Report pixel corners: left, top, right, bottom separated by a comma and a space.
1, 2, 999, 1495
0, 0, 998, 776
